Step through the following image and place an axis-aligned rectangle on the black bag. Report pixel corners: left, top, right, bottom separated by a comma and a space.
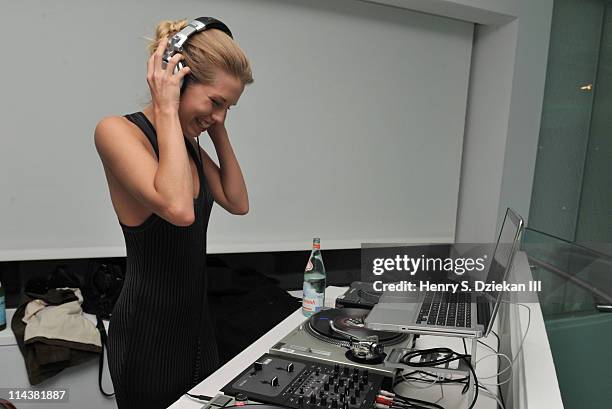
82, 262, 124, 319
24, 265, 82, 295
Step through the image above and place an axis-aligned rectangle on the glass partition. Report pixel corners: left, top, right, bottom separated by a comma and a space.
521, 227, 612, 408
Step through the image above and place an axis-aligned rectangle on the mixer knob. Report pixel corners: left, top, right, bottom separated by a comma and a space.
338, 379, 344, 387
343, 402, 349, 409
354, 389, 360, 398
348, 380, 354, 389
343, 367, 349, 376
333, 384, 339, 393
331, 399, 338, 408
300, 387, 305, 395
297, 395, 304, 406
319, 390, 325, 398
363, 370, 369, 381
271, 376, 279, 387
287, 363, 294, 373
253, 361, 263, 371
344, 388, 350, 397
324, 382, 330, 391
334, 364, 340, 373
321, 397, 327, 406
350, 396, 357, 405
309, 394, 317, 404
353, 368, 359, 376
352, 373, 359, 382
315, 367, 321, 376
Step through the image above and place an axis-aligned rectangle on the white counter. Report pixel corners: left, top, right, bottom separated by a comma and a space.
168, 252, 564, 409
0, 308, 17, 346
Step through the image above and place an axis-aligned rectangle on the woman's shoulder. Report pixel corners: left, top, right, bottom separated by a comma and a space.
95, 113, 137, 135
94, 113, 151, 156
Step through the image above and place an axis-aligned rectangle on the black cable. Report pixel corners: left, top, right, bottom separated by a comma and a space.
396, 369, 470, 385
477, 340, 496, 353
185, 392, 212, 401
391, 402, 432, 409
462, 338, 468, 355
392, 399, 442, 409
183, 395, 284, 409
491, 330, 501, 349
400, 375, 470, 385
392, 391, 447, 409
397, 347, 478, 409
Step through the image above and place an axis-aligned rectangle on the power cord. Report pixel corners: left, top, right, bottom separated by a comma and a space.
395, 347, 479, 409
394, 371, 505, 409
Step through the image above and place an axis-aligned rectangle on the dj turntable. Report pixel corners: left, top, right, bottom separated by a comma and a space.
269, 308, 413, 378
220, 308, 411, 409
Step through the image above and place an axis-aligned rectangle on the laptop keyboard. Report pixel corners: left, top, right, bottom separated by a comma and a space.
416, 291, 472, 327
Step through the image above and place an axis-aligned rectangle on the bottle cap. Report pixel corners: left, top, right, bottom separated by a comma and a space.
313, 238, 320, 249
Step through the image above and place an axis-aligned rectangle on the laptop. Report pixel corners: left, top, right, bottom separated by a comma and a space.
364, 208, 524, 338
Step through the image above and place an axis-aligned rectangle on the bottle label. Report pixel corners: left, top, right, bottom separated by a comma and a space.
302, 281, 324, 314
305, 258, 314, 272
0, 295, 5, 327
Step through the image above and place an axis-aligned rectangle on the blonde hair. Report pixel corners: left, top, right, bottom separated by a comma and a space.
148, 19, 253, 86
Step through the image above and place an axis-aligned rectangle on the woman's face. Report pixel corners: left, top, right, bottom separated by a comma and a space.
178, 69, 244, 139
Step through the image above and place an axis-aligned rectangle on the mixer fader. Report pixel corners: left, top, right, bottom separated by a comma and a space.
221, 354, 387, 409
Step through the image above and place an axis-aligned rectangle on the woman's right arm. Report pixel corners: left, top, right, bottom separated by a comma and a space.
94, 36, 195, 226
94, 114, 194, 226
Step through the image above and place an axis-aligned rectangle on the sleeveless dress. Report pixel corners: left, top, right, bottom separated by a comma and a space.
107, 112, 220, 409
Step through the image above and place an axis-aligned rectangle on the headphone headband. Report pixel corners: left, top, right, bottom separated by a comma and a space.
163, 17, 233, 66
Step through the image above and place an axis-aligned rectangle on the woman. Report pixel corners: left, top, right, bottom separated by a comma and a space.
94, 19, 253, 408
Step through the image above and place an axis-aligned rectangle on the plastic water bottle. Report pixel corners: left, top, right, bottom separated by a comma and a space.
302, 238, 326, 317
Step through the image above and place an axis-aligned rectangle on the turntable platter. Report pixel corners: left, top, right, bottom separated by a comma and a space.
306, 308, 407, 345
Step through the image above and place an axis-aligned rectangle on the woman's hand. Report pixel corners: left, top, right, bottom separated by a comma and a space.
207, 121, 227, 143
146, 35, 191, 113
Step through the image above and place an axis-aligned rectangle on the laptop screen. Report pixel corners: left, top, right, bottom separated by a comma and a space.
481, 208, 523, 333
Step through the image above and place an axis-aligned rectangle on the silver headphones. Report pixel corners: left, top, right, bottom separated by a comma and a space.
162, 17, 233, 87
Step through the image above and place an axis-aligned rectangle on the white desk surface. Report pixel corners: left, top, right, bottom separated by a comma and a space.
0, 308, 18, 346
169, 287, 502, 409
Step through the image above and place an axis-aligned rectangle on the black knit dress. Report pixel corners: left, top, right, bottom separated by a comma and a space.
107, 112, 220, 409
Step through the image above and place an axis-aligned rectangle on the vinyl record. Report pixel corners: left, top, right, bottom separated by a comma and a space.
308, 308, 402, 343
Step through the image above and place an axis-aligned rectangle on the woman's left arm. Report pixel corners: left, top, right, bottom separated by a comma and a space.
199, 124, 249, 215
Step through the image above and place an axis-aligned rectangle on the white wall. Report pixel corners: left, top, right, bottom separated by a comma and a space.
352, 0, 555, 242
457, 0, 554, 241
497, 0, 554, 232
455, 21, 519, 242
0, 0, 555, 258
0, 0, 473, 259
358, 0, 517, 24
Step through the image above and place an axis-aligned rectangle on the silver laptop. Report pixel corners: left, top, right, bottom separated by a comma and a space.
364, 208, 524, 338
